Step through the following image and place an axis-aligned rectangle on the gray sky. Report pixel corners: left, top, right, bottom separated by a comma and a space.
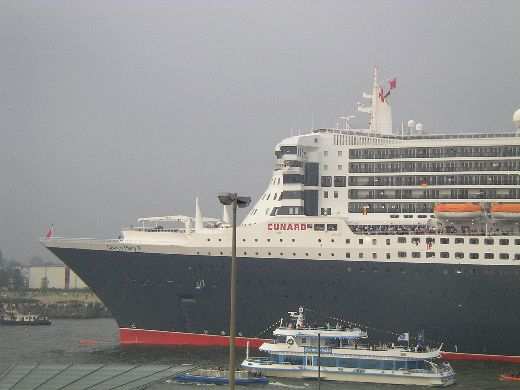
1, 1, 519, 263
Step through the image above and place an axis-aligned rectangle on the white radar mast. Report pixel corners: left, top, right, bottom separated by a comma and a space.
357, 67, 393, 135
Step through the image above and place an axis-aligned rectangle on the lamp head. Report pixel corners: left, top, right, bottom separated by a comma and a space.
218, 193, 251, 208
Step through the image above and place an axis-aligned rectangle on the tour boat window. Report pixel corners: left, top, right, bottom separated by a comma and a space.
314, 224, 325, 231
440, 238, 449, 244
469, 238, 479, 244
484, 253, 494, 259
455, 252, 464, 259
455, 238, 464, 244
426, 252, 435, 258
440, 252, 449, 258
398, 251, 406, 258
499, 239, 510, 245
327, 224, 338, 231
484, 238, 494, 245
500, 253, 510, 260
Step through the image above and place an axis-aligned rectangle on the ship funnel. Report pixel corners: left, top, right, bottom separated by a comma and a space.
222, 204, 231, 224
195, 197, 203, 232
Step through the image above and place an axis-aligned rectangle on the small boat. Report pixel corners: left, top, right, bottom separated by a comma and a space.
175, 369, 268, 385
499, 373, 520, 381
242, 307, 455, 387
0, 311, 51, 326
434, 203, 482, 219
490, 203, 520, 220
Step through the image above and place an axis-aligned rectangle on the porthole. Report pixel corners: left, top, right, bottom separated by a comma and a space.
254, 238, 258, 242
207, 238, 211, 242
196, 251, 200, 255
220, 252, 223, 255
331, 239, 335, 243
255, 252, 259, 256
331, 253, 335, 257
318, 253, 322, 257
318, 239, 322, 243
208, 252, 211, 256
242, 239, 246, 242
268, 252, 272, 256
293, 252, 296, 256
292, 238, 295, 242
305, 252, 309, 256
218, 238, 222, 242
346, 239, 350, 244
267, 238, 271, 242
280, 252, 284, 256
280, 239, 283, 242
347, 267, 352, 272
243, 252, 247, 256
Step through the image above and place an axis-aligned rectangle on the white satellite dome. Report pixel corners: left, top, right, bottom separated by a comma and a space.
407, 119, 416, 128
416, 123, 424, 132
514, 108, 520, 128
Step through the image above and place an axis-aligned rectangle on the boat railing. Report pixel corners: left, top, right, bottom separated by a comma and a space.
245, 357, 277, 365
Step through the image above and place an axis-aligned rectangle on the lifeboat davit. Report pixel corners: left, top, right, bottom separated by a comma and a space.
434, 203, 482, 219
490, 203, 520, 220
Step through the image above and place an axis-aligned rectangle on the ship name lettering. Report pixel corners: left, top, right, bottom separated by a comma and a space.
267, 223, 307, 231
106, 244, 142, 252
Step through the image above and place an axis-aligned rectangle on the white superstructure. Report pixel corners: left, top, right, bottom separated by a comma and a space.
46, 69, 520, 270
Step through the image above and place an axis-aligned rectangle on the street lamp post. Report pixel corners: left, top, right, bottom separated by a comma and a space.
218, 193, 251, 390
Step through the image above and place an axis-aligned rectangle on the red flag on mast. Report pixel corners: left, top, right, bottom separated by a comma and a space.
46, 225, 54, 239
389, 78, 397, 89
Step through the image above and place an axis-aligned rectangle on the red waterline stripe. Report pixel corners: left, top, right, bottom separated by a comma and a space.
441, 352, 520, 363
119, 328, 267, 348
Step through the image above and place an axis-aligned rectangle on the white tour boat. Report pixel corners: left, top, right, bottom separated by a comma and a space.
242, 307, 455, 387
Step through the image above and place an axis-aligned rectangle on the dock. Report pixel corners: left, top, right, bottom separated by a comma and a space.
0, 363, 193, 390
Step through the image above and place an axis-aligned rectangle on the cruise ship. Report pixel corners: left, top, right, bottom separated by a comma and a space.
43, 69, 520, 361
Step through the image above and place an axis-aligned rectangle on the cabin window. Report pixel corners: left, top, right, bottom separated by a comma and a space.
314, 224, 325, 231
327, 224, 338, 231
345, 253, 350, 258
455, 238, 464, 244
515, 254, 520, 260
500, 253, 510, 260
359, 252, 364, 259
324, 191, 329, 199
321, 176, 332, 187
469, 238, 479, 244
440, 238, 449, 244
398, 237, 406, 244
484, 238, 494, 245
398, 251, 407, 258
499, 239, 510, 245
455, 252, 464, 259
372, 239, 377, 245
346, 239, 351, 244
386, 239, 390, 245
426, 252, 435, 258
359, 239, 363, 244
440, 252, 449, 258
484, 253, 494, 259
470, 253, 479, 259
515, 239, 520, 245
412, 252, 421, 258
372, 253, 377, 259
386, 253, 391, 259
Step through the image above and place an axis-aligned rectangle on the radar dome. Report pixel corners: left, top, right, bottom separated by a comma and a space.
416, 123, 424, 132
407, 119, 416, 128
514, 108, 520, 129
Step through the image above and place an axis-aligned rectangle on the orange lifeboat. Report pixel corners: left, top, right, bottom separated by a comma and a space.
434, 203, 482, 219
490, 203, 520, 220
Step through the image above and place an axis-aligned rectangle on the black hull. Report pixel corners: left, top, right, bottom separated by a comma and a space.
48, 247, 520, 355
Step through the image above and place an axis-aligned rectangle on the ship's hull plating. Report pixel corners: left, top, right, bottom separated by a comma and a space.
48, 247, 520, 356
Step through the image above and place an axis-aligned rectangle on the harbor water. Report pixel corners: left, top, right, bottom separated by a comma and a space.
0, 318, 515, 389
